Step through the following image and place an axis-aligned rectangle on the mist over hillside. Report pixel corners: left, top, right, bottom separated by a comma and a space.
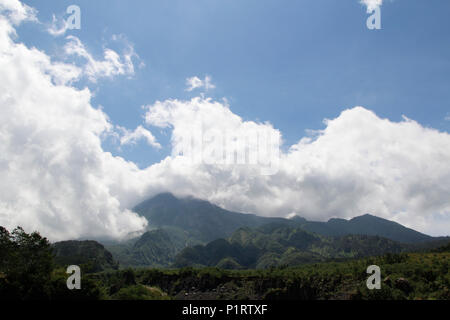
101, 193, 445, 268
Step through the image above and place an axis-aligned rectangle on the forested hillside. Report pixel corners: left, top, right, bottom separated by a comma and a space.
173, 224, 409, 269
1, 226, 449, 300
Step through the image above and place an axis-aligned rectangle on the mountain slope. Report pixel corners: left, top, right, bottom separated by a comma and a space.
135, 193, 433, 244
133, 193, 289, 243
52, 240, 118, 272
103, 193, 437, 268
298, 214, 432, 243
173, 224, 408, 269
106, 228, 196, 267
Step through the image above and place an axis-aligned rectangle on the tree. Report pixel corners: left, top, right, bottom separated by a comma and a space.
0, 226, 54, 300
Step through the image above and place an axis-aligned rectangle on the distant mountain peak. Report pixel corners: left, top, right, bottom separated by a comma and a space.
351, 213, 378, 219
350, 213, 401, 225
149, 192, 179, 202
133, 193, 289, 243
107, 193, 438, 268
289, 215, 307, 223
133, 193, 432, 244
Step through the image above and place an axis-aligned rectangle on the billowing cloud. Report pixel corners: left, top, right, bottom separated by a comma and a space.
143, 99, 450, 236
0, 0, 148, 240
145, 97, 281, 175
1, 0, 449, 241
185, 75, 215, 92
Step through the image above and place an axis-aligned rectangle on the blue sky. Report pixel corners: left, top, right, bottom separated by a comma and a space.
3, 0, 450, 238
17, 0, 450, 168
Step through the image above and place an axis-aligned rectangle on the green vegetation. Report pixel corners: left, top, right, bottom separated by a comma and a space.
95, 248, 449, 300
1, 225, 448, 300
0, 226, 105, 300
133, 193, 291, 243
106, 227, 202, 268
0, 226, 54, 299
105, 193, 442, 269
53, 240, 119, 272
133, 193, 433, 245
299, 214, 432, 243
173, 224, 419, 269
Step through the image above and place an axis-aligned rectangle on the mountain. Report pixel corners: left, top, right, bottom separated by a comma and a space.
296, 214, 432, 243
135, 193, 432, 244
105, 193, 294, 267
173, 224, 408, 269
52, 240, 118, 272
104, 193, 436, 268
106, 228, 191, 267
133, 193, 289, 243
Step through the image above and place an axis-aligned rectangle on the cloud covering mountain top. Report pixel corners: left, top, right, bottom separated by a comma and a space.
0, 0, 449, 240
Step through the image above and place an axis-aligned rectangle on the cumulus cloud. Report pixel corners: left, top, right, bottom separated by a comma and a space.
0, 1, 148, 241
1, 0, 449, 241
360, 0, 383, 12
117, 125, 161, 149
143, 99, 450, 236
145, 97, 281, 175
185, 75, 216, 92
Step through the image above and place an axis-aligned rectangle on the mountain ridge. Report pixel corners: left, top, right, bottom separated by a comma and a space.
295, 213, 432, 243
134, 193, 433, 244
173, 224, 409, 269
104, 193, 438, 268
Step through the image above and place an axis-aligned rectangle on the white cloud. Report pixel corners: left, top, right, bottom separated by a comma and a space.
361, 0, 383, 12
64, 35, 137, 83
185, 75, 216, 92
0, 0, 36, 25
118, 125, 161, 149
143, 99, 450, 237
0, 2, 149, 241
145, 97, 280, 175
1, 0, 449, 241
